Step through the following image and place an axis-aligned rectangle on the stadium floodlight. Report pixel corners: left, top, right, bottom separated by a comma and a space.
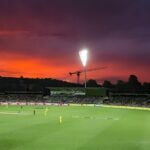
79, 49, 88, 88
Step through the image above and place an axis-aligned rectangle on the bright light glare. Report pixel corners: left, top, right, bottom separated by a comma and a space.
79, 49, 88, 67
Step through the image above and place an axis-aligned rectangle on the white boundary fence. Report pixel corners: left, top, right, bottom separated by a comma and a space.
0, 102, 150, 111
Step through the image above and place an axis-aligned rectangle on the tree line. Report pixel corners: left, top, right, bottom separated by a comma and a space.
102, 75, 150, 93
86, 75, 150, 93
0, 76, 81, 92
0, 75, 149, 93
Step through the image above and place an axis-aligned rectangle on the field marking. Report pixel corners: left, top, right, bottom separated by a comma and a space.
70, 104, 95, 107
102, 105, 150, 111
71, 115, 119, 121
0, 112, 29, 115
70, 103, 150, 111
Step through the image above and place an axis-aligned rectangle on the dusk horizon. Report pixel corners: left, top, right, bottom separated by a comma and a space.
0, 0, 150, 83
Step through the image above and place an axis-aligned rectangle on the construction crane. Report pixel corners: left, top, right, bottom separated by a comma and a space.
69, 67, 107, 84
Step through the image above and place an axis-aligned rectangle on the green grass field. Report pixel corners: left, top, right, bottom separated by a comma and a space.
0, 105, 150, 150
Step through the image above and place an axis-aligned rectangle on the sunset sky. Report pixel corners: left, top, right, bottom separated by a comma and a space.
0, 0, 150, 83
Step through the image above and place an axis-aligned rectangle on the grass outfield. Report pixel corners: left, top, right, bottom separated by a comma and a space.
0, 105, 150, 150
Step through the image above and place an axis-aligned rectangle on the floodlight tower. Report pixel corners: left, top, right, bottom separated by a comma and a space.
79, 49, 88, 88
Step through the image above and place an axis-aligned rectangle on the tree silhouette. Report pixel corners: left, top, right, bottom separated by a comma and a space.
115, 80, 127, 92
103, 80, 114, 89
87, 79, 99, 87
143, 82, 150, 93
127, 75, 142, 93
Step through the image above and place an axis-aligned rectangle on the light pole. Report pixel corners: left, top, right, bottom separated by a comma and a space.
79, 49, 88, 88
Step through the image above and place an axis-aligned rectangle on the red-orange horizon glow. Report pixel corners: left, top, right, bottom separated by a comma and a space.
0, 51, 149, 83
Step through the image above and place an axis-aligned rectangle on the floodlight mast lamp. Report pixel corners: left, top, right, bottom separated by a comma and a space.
79, 49, 88, 88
